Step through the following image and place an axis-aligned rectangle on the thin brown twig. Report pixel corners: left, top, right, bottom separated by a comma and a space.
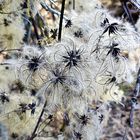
29, 11, 42, 48
58, 0, 66, 41
29, 100, 47, 140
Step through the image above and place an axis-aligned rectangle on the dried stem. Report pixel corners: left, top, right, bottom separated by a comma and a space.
40, 2, 68, 21
58, 0, 66, 41
29, 11, 42, 48
73, 0, 75, 10
121, 1, 137, 30
122, 2, 134, 24
29, 100, 47, 140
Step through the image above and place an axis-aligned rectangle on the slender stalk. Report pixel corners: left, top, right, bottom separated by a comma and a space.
22, 14, 31, 44
58, 0, 66, 41
29, 100, 47, 140
130, 0, 140, 10
37, 118, 52, 135
73, 0, 75, 10
0, 48, 22, 53
123, 2, 134, 24
122, 1, 137, 31
29, 11, 42, 48
40, 2, 68, 21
